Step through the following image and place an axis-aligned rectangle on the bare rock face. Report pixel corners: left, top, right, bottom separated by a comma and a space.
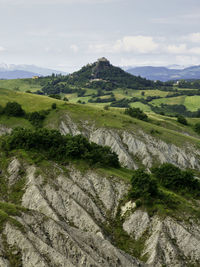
123, 210, 200, 266
58, 114, 200, 170
0, 159, 200, 266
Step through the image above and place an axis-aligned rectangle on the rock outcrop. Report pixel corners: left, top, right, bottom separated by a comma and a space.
0, 159, 199, 266
58, 114, 200, 170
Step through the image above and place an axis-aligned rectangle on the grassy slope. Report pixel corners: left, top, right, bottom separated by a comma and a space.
184, 96, 200, 111
0, 79, 42, 92
1, 78, 200, 113
0, 87, 199, 149
0, 88, 64, 112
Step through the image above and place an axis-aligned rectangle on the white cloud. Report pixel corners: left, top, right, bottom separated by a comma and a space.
187, 33, 200, 43
120, 57, 168, 67
175, 55, 200, 66
0, 0, 118, 5
113, 36, 158, 53
167, 44, 187, 54
189, 47, 200, 55
70, 44, 79, 53
0, 46, 5, 52
89, 35, 159, 54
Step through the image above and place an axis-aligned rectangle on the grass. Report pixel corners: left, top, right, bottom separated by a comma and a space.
130, 102, 152, 112
0, 88, 65, 112
184, 96, 200, 111
0, 78, 42, 92
151, 95, 186, 106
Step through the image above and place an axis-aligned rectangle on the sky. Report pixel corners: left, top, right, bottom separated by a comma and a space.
0, 0, 200, 72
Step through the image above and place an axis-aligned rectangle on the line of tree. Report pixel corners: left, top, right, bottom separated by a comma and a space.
1, 128, 120, 168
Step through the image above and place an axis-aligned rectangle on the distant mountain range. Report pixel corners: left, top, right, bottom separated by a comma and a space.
0, 63, 67, 79
126, 65, 200, 82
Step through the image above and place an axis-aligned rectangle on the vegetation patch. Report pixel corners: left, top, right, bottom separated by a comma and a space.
1, 127, 120, 168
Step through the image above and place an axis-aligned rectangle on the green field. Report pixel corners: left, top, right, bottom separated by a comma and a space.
0, 88, 64, 112
0, 79, 42, 92
184, 96, 200, 111
151, 96, 186, 106
130, 102, 152, 112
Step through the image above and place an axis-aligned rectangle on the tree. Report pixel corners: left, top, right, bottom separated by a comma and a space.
4, 102, 25, 117
125, 107, 148, 121
194, 122, 200, 134
177, 115, 188, 125
51, 103, 57, 109
131, 169, 158, 198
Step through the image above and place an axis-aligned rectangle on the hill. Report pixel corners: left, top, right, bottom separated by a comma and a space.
0, 70, 40, 79
65, 57, 156, 89
127, 65, 200, 81
0, 91, 200, 266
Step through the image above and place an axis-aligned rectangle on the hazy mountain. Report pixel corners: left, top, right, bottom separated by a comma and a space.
0, 63, 67, 79
126, 65, 200, 81
0, 70, 40, 79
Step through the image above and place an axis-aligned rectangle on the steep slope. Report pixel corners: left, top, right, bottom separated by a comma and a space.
0, 156, 199, 266
53, 112, 200, 171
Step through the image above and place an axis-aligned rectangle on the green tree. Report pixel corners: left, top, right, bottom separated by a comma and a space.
51, 103, 57, 109
131, 169, 158, 198
4, 102, 25, 117
125, 107, 148, 121
194, 122, 200, 134
177, 115, 188, 125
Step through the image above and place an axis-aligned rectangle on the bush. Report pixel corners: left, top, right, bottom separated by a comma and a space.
151, 163, 200, 196
131, 169, 158, 198
4, 102, 25, 117
51, 103, 57, 109
125, 107, 148, 121
27, 111, 45, 128
177, 115, 188, 125
194, 122, 200, 134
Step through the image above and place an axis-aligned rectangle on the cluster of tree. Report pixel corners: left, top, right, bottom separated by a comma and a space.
150, 103, 200, 118
130, 163, 200, 201
151, 163, 200, 196
1, 128, 120, 168
26, 110, 50, 128
91, 89, 112, 98
177, 79, 200, 89
124, 107, 149, 121
87, 80, 117, 91
0, 102, 25, 117
110, 98, 130, 108
88, 96, 116, 104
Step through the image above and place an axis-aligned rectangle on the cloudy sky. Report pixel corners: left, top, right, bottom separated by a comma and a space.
0, 0, 200, 72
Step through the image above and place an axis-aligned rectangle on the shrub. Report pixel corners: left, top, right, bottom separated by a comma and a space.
27, 111, 45, 128
194, 122, 200, 134
125, 107, 148, 121
151, 163, 200, 196
4, 102, 25, 117
131, 169, 158, 198
51, 103, 57, 109
177, 115, 188, 125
